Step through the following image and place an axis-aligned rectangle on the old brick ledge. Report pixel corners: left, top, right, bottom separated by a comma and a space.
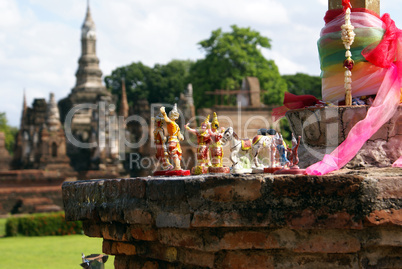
62, 167, 402, 269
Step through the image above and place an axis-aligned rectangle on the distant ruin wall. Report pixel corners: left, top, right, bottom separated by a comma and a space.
0, 170, 67, 215
63, 168, 402, 269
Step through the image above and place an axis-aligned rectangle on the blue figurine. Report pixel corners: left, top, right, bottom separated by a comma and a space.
274, 133, 289, 166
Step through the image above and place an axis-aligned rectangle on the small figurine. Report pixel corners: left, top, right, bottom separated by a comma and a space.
261, 129, 282, 173
220, 127, 272, 174
185, 115, 211, 175
250, 132, 274, 173
81, 253, 108, 269
153, 113, 173, 176
275, 133, 289, 167
208, 112, 230, 173
274, 133, 306, 175
287, 134, 301, 167
257, 128, 277, 136
160, 104, 190, 176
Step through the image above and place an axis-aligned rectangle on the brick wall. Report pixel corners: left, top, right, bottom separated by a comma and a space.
0, 170, 67, 214
62, 167, 402, 269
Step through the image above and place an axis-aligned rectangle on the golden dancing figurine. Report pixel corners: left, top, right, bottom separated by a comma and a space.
208, 112, 230, 173
160, 104, 190, 176
185, 115, 211, 175
153, 113, 173, 176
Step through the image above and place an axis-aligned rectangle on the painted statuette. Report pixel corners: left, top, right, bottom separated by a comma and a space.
160, 104, 190, 176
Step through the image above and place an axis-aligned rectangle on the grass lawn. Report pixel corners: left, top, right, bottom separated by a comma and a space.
0, 234, 114, 269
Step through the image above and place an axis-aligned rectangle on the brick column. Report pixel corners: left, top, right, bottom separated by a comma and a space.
63, 168, 402, 269
328, 0, 380, 14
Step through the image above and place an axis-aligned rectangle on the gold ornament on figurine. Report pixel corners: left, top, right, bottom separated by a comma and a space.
158, 104, 190, 176
186, 115, 211, 175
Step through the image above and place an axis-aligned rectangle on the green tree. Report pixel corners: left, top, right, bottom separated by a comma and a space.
105, 62, 152, 108
0, 112, 18, 155
147, 60, 193, 104
104, 60, 194, 110
279, 118, 291, 145
189, 25, 287, 108
282, 73, 322, 99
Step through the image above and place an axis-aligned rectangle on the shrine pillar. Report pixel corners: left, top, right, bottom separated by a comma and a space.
328, 0, 379, 14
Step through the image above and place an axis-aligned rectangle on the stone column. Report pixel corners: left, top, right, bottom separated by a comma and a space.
328, 0, 380, 14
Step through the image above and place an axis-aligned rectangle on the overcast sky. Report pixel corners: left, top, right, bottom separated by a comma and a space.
1, 0, 401, 127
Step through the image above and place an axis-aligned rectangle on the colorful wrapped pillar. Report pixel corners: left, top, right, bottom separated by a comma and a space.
306, 3, 402, 175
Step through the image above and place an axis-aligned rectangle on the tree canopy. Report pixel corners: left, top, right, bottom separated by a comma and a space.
282, 73, 322, 99
106, 26, 326, 111
189, 25, 287, 108
104, 60, 193, 109
0, 112, 18, 154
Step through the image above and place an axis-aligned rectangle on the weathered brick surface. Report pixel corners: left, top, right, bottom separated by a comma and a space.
178, 249, 215, 268
82, 221, 102, 237
276, 253, 359, 268
362, 227, 402, 247
116, 242, 137, 255
220, 252, 274, 269
130, 225, 158, 241
113, 255, 128, 269
364, 209, 402, 226
293, 231, 361, 253
376, 177, 402, 199
220, 231, 279, 250
104, 241, 136, 256
158, 228, 204, 250
121, 178, 146, 199
191, 210, 272, 228
102, 240, 116, 254
271, 174, 363, 197
142, 261, 159, 269
156, 212, 191, 228
63, 168, 402, 268
202, 185, 234, 202
360, 246, 402, 269
201, 178, 262, 202
124, 208, 154, 225
147, 179, 186, 201
191, 211, 246, 228
287, 209, 363, 229
101, 222, 129, 241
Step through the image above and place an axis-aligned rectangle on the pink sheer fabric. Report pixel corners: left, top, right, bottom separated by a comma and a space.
393, 156, 402, 167
321, 10, 384, 36
362, 14, 401, 69
306, 12, 402, 175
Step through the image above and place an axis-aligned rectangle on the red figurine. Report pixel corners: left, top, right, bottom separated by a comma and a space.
208, 112, 230, 173
186, 115, 211, 175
